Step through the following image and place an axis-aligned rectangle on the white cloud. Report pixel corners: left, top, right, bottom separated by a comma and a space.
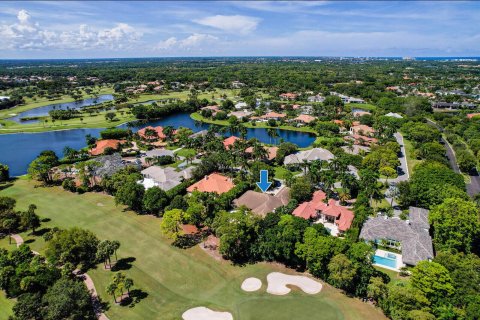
0, 10, 141, 51
194, 15, 260, 35
155, 33, 218, 51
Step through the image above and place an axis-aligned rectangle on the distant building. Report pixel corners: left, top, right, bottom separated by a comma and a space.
279, 93, 298, 101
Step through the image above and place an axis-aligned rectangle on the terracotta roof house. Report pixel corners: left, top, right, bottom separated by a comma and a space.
233, 187, 290, 217
350, 124, 376, 137
200, 105, 220, 116
359, 207, 434, 266
344, 134, 378, 146
467, 113, 480, 119
293, 190, 354, 236
279, 93, 298, 100
89, 139, 124, 156
293, 114, 316, 124
353, 110, 372, 118
187, 173, 235, 194
223, 136, 242, 149
245, 146, 278, 161
251, 112, 287, 122
284, 148, 335, 165
137, 126, 174, 141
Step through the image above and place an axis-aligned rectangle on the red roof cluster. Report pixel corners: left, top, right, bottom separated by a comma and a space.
187, 173, 235, 194
223, 136, 242, 149
292, 190, 354, 232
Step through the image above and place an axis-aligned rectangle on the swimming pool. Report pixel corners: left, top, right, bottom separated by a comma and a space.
373, 253, 397, 269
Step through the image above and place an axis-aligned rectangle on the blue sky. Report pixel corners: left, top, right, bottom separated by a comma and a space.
0, 1, 479, 58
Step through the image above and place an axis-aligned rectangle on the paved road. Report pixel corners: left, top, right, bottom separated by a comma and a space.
426, 119, 480, 197
382, 132, 409, 184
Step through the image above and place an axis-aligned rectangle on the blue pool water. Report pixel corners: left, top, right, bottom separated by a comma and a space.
373, 254, 397, 269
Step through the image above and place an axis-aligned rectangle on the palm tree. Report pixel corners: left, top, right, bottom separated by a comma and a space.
106, 282, 118, 303
111, 240, 120, 261
266, 128, 279, 144
124, 278, 134, 296
338, 191, 351, 205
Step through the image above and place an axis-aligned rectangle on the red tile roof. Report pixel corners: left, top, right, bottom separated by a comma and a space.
138, 126, 176, 140
467, 113, 480, 119
89, 139, 124, 156
294, 114, 316, 123
292, 190, 354, 232
223, 136, 242, 149
187, 173, 235, 194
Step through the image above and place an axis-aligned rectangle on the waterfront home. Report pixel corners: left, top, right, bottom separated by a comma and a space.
223, 136, 242, 149
292, 190, 354, 236
200, 105, 221, 116
359, 207, 434, 268
251, 112, 287, 122
245, 146, 278, 162
233, 187, 290, 217
188, 130, 221, 139
89, 139, 125, 156
284, 148, 335, 166
140, 149, 175, 166
139, 166, 193, 191
293, 114, 316, 125
228, 110, 253, 119
187, 172, 235, 194
137, 126, 176, 141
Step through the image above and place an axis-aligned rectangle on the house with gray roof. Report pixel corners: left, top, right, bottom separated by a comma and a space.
284, 148, 335, 166
139, 166, 193, 191
359, 207, 434, 266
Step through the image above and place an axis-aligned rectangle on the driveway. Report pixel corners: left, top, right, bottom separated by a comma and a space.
382, 132, 409, 184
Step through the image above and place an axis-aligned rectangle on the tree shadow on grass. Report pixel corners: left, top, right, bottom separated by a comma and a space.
41, 218, 51, 223
119, 289, 148, 308
111, 257, 136, 271
30, 227, 51, 237
173, 234, 203, 249
24, 239, 35, 244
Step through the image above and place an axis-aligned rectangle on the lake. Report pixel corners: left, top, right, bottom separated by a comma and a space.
0, 111, 316, 176
7, 94, 114, 123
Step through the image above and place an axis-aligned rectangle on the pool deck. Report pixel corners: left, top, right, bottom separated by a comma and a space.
373, 249, 404, 272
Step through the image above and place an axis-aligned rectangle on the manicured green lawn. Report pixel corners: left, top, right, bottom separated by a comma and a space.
274, 166, 300, 180
0, 290, 15, 320
348, 103, 377, 111
174, 148, 196, 158
0, 178, 386, 320
402, 136, 422, 173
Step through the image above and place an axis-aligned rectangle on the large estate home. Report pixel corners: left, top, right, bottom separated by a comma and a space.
223, 136, 242, 149
187, 172, 235, 194
293, 190, 354, 236
359, 207, 434, 269
284, 147, 335, 166
139, 166, 193, 191
137, 126, 176, 141
245, 146, 278, 162
89, 139, 125, 156
233, 187, 290, 217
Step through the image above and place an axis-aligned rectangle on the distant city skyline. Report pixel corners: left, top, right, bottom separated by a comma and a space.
0, 1, 479, 59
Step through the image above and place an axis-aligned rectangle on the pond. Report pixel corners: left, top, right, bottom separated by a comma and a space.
0, 112, 316, 176
7, 94, 114, 123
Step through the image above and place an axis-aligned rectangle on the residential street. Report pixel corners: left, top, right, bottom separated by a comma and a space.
426, 119, 480, 197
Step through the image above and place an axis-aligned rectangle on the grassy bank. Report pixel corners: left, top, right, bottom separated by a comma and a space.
190, 112, 318, 135
0, 178, 387, 320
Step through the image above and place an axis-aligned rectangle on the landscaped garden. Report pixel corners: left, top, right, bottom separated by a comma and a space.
0, 178, 387, 320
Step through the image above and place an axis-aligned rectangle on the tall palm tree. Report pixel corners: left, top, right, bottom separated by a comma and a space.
106, 283, 118, 303
124, 278, 134, 296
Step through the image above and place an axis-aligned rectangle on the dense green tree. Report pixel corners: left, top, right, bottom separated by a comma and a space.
289, 177, 313, 203
0, 163, 9, 182
142, 187, 169, 215
28, 151, 59, 184
411, 261, 455, 307
328, 254, 357, 291
114, 178, 145, 212
42, 277, 95, 320
160, 209, 184, 240
45, 227, 99, 268
429, 198, 479, 253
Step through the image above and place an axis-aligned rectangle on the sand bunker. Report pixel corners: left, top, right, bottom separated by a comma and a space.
182, 307, 233, 320
266, 272, 322, 295
241, 277, 262, 292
